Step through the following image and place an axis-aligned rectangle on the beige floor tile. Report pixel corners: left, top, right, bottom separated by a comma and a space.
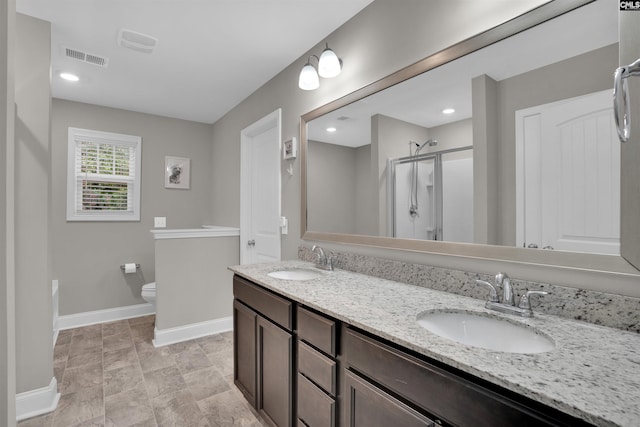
69, 333, 103, 354
183, 367, 230, 401
104, 363, 145, 397
39, 317, 263, 427
196, 334, 229, 355
208, 347, 234, 377
102, 320, 131, 338
136, 342, 176, 374
128, 315, 155, 326
174, 347, 213, 375
143, 365, 187, 399
103, 331, 134, 353
18, 412, 54, 427
53, 343, 70, 363
130, 323, 154, 343
197, 389, 264, 427
66, 346, 102, 369
52, 384, 104, 427
56, 330, 73, 346
151, 389, 209, 427
104, 345, 138, 372
61, 362, 104, 395
105, 384, 156, 427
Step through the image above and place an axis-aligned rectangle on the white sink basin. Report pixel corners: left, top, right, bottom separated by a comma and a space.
267, 269, 324, 281
416, 310, 555, 354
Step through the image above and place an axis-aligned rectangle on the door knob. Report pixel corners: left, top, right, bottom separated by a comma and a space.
247, 239, 255, 247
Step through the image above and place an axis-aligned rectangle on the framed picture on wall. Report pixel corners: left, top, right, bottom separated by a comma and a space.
164, 156, 190, 189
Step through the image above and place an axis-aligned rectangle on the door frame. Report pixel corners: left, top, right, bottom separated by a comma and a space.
240, 109, 282, 264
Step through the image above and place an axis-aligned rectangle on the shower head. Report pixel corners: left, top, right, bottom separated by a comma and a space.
414, 138, 438, 153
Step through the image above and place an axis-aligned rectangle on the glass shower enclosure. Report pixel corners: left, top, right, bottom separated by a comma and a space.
388, 146, 473, 242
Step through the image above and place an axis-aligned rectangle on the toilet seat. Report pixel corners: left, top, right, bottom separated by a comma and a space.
141, 282, 156, 306
142, 282, 156, 292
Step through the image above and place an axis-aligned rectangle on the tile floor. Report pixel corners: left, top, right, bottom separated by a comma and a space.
18, 315, 269, 427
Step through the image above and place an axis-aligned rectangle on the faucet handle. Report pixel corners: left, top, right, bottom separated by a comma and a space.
476, 280, 499, 303
518, 290, 549, 310
326, 252, 337, 271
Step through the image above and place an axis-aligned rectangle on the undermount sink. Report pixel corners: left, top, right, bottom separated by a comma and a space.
416, 310, 555, 354
267, 269, 324, 281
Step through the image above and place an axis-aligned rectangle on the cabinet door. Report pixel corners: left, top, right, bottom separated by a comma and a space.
257, 316, 293, 427
343, 370, 435, 427
234, 300, 257, 407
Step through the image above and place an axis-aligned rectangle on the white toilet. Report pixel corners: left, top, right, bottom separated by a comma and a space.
141, 282, 156, 307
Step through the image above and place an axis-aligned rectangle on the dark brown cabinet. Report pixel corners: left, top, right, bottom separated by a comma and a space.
233, 276, 294, 427
342, 370, 436, 427
296, 306, 338, 427
257, 316, 293, 427
233, 299, 257, 406
233, 275, 593, 427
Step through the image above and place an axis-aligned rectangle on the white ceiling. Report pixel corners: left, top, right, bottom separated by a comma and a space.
308, 0, 617, 148
16, 0, 375, 124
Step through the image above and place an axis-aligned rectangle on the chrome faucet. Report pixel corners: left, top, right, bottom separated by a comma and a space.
476, 272, 548, 317
495, 272, 515, 306
311, 245, 334, 271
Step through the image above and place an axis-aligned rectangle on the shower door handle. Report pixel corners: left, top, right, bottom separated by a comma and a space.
614, 57, 640, 143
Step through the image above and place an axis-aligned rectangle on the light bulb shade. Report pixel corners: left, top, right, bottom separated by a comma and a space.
318, 47, 341, 78
299, 62, 320, 90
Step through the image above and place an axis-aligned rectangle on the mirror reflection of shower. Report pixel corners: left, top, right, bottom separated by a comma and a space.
409, 139, 438, 217
390, 144, 474, 243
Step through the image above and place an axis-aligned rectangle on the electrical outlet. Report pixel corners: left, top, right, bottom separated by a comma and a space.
154, 217, 166, 228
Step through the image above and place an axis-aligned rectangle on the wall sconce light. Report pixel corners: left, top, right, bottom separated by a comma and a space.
298, 43, 342, 90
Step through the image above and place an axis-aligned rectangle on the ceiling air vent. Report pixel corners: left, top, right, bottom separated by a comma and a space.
63, 46, 109, 68
118, 29, 158, 54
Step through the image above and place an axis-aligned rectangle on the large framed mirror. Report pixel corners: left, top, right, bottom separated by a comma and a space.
301, 0, 640, 276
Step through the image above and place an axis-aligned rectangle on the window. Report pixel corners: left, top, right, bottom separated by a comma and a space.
67, 127, 142, 221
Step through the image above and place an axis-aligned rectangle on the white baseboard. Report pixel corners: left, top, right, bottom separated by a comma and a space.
57, 303, 155, 332
16, 377, 61, 421
153, 316, 233, 347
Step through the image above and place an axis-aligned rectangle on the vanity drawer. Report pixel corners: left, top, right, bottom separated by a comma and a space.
298, 341, 336, 396
297, 373, 335, 427
233, 275, 292, 330
297, 306, 336, 356
344, 327, 582, 427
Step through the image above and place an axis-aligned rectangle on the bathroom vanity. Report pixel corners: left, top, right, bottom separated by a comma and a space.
230, 261, 640, 427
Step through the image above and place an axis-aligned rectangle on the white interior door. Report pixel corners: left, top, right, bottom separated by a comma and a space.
240, 109, 282, 264
516, 90, 620, 254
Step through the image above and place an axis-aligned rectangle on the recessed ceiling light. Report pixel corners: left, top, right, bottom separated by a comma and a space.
60, 72, 79, 82
442, 108, 455, 114
326, 127, 337, 132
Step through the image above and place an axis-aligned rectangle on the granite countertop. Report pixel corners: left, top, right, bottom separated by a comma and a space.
229, 260, 640, 427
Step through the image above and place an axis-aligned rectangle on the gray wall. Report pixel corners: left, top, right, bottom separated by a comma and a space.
209, 0, 548, 258
206, 0, 640, 296
354, 144, 375, 236
307, 141, 357, 234
155, 236, 239, 330
372, 114, 430, 236
51, 100, 214, 315
15, 13, 53, 395
0, 0, 16, 423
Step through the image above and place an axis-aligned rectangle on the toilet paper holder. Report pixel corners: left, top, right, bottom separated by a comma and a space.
120, 263, 140, 271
